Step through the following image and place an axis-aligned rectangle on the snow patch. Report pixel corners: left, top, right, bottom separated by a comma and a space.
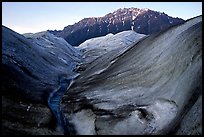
145, 99, 178, 134
148, 20, 150, 25
26, 106, 31, 111
131, 26, 134, 30
78, 30, 145, 63
58, 57, 68, 65
143, 8, 149, 11
49, 51, 56, 55
70, 109, 96, 135
132, 16, 136, 20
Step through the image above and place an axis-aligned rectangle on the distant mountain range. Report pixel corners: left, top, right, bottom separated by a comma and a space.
48, 7, 185, 46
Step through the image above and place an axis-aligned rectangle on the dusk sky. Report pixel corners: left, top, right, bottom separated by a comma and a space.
2, 2, 202, 34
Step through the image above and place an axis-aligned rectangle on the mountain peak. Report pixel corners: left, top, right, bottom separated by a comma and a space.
108, 7, 150, 17
49, 7, 185, 46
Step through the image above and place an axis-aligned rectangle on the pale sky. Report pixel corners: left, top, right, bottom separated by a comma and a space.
2, 2, 202, 34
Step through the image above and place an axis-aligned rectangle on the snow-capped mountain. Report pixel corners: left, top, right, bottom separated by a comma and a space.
49, 7, 184, 46
77, 30, 146, 64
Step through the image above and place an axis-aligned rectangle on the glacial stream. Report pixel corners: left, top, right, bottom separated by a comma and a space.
48, 77, 74, 135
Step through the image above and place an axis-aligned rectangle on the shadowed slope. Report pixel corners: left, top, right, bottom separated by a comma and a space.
2, 27, 82, 135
